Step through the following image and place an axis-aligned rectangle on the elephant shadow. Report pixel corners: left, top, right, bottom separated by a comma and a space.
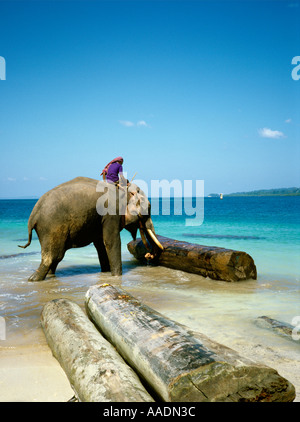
54, 264, 102, 278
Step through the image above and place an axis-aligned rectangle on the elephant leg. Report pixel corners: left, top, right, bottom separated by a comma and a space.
102, 220, 122, 276
48, 260, 60, 275
29, 250, 54, 281
93, 239, 110, 272
29, 261, 51, 281
28, 240, 65, 281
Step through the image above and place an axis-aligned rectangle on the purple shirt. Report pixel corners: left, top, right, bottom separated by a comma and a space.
106, 162, 123, 183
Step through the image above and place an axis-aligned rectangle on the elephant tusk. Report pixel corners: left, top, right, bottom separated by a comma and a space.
146, 229, 164, 250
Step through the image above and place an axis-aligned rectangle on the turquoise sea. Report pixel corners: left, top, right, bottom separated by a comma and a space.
0, 196, 300, 398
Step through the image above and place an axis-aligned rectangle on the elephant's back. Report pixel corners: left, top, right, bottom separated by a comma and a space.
29, 177, 101, 225
53, 176, 99, 199
54, 176, 99, 189
50, 176, 99, 194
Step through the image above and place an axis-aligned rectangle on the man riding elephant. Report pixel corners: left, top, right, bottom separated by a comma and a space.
101, 156, 127, 186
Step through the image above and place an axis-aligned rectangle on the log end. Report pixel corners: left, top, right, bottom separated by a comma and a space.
211, 250, 257, 281
168, 361, 295, 402
169, 362, 296, 402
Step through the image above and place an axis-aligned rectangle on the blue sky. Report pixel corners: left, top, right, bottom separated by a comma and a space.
0, 0, 299, 198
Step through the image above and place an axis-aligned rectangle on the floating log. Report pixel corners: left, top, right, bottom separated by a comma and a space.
85, 284, 295, 402
127, 235, 257, 282
256, 316, 299, 343
41, 298, 154, 402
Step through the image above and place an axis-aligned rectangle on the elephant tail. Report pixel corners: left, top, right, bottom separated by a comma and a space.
18, 223, 34, 249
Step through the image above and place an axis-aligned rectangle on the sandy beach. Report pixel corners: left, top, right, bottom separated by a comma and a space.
0, 345, 74, 402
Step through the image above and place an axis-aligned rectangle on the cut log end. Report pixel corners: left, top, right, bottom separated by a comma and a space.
169, 362, 295, 402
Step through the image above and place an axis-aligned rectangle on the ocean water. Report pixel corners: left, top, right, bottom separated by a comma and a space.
0, 196, 300, 397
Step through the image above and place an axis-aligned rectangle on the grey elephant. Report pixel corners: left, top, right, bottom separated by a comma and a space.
19, 176, 163, 281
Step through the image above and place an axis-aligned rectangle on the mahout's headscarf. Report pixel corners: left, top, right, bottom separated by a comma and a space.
101, 156, 123, 176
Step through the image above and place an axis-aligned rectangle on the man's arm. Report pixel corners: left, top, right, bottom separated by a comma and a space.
118, 165, 127, 186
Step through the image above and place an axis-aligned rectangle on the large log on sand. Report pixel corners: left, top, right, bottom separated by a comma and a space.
85, 284, 295, 402
127, 235, 257, 282
41, 299, 154, 402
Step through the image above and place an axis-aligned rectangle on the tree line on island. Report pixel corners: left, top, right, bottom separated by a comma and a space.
208, 187, 300, 197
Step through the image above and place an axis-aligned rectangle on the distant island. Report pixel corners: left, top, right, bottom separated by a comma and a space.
208, 187, 300, 197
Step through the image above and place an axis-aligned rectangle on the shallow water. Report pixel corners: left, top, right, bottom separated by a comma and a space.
0, 197, 300, 399
0, 242, 299, 352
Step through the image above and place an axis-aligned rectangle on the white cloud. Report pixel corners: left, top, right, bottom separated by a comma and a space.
119, 120, 150, 128
258, 127, 285, 139
137, 120, 149, 127
285, 118, 292, 123
39, 176, 47, 181
7, 177, 16, 182
119, 120, 135, 127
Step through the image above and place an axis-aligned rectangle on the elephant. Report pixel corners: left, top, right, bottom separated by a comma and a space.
18, 176, 163, 281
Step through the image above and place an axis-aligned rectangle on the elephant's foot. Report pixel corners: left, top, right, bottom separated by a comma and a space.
28, 272, 45, 282
28, 267, 48, 282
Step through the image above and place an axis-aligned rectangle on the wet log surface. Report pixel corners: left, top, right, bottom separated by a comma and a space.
85, 284, 295, 402
41, 298, 154, 402
256, 316, 299, 343
127, 235, 257, 282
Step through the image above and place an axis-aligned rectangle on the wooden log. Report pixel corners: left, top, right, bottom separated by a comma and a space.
41, 298, 154, 402
256, 316, 299, 343
85, 284, 295, 402
127, 235, 257, 282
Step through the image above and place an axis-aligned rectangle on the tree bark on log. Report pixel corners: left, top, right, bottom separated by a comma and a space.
85, 284, 295, 402
41, 298, 154, 402
256, 316, 299, 343
127, 235, 257, 282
